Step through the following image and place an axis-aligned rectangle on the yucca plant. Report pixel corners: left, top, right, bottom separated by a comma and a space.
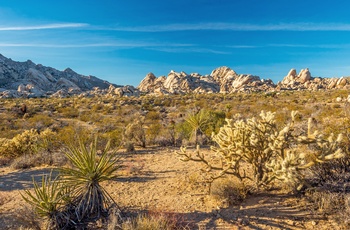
21, 172, 70, 229
185, 109, 211, 145
59, 138, 121, 222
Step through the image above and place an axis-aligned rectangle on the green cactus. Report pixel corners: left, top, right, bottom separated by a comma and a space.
177, 111, 344, 190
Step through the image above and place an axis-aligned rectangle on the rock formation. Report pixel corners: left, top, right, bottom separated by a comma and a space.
278, 68, 350, 91
137, 66, 274, 95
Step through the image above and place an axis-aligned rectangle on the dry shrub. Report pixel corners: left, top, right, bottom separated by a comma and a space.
210, 177, 249, 206
11, 154, 41, 169
124, 142, 135, 152
0, 156, 12, 166
10, 151, 67, 169
120, 211, 191, 230
305, 156, 350, 192
182, 171, 208, 192
306, 190, 350, 227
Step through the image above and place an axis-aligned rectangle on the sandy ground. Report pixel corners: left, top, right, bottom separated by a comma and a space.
0, 147, 341, 229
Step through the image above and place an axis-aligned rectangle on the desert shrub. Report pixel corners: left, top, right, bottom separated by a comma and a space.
124, 141, 135, 152
120, 211, 189, 230
146, 123, 162, 145
11, 154, 43, 169
56, 125, 93, 146
22, 139, 122, 228
124, 118, 146, 148
210, 177, 249, 206
145, 110, 161, 121
306, 155, 350, 192
11, 151, 67, 169
306, 190, 350, 227
0, 155, 11, 166
205, 110, 226, 136
27, 114, 55, 131
177, 111, 344, 191
102, 128, 124, 149
57, 107, 79, 118
175, 121, 192, 144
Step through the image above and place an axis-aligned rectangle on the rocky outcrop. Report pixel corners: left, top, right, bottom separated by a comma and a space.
279, 68, 350, 90
137, 67, 274, 95
107, 85, 140, 97
0, 53, 119, 98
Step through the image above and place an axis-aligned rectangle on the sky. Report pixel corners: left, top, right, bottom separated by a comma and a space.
1, 0, 350, 86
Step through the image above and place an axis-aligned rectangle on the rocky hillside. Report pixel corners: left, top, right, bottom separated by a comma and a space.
138, 67, 350, 95
0, 54, 121, 98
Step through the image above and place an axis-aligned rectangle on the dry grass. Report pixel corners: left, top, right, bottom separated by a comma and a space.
118, 211, 192, 230
305, 190, 350, 228
210, 177, 250, 207
10, 151, 67, 169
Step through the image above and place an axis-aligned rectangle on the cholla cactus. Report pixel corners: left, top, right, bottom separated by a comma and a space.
177, 111, 344, 190
0, 128, 57, 157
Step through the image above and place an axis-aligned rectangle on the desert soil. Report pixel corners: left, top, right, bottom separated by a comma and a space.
0, 147, 341, 229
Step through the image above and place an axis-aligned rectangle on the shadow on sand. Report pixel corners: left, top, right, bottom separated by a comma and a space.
0, 168, 58, 191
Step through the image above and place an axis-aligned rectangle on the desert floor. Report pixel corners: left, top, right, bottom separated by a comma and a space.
0, 147, 341, 229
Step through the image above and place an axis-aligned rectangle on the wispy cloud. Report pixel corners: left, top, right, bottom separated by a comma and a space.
0, 23, 88, 31
108, 22, 350, 32
268, 43, 350, 49
227, 45, 258, 49
0, 42, 192, 48
147, 47, 230, 55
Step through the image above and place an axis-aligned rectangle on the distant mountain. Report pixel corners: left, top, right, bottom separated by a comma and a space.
0, 54, 119, 98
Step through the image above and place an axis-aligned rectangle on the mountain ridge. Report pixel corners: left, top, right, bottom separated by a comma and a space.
1, 53, 350, 98
0, 54, 121, 98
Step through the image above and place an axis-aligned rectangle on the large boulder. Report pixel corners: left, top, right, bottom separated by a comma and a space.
137, 72, 157, 92
232, 75, 260, 89
281, 69, 298, 85
297, 68, 311, 84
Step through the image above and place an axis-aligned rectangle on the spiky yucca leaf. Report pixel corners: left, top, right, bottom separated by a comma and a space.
21, 172, 70, 229
60, 138, 120, 221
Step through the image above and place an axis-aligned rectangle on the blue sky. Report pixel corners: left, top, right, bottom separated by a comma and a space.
1, 0, 350, 86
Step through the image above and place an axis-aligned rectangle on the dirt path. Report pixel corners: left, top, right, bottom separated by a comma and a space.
0, 148, 340, 229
